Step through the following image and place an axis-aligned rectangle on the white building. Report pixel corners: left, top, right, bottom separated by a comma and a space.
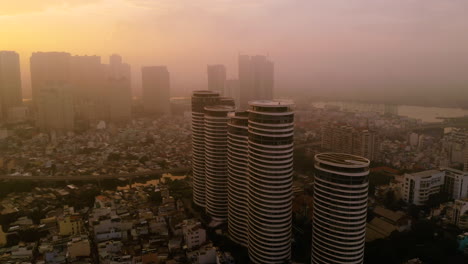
312, 153, 370, 264
402, 170, 445, 206
247, 100, 294, 264
442, 168, 468, 200
446, 199, 468, 229
182, 219, 207, 249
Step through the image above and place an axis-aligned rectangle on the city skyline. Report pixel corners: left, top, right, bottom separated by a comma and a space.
1, 0, 468, 105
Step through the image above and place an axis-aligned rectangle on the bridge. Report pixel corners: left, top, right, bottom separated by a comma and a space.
0, 167, 191, 182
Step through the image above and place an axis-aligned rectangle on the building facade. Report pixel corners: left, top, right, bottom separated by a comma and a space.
227, 111, 249, 246
247, 100, 294, 263
238, 55, 274, 110
207, 64, 226, 95
191, 91, 221, 207
142, 66, 170, 114
321, 124, 377, 160
402, 170, 445, 206
312, 153, 370, 264
0, 51, 22, 120
204, 105, 234, 223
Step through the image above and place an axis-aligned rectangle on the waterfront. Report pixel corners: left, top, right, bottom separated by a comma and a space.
311, 101, 468, 123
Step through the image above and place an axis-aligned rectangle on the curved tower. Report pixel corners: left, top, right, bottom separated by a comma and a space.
247, 100, 294, 264
204, 105, 234, 222
191, 91, 220, 207
311, 153, 370, 264
227, 111, 249, 246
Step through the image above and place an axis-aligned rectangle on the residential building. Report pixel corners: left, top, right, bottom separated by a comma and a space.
30, 52, 72, 106
247, 100, 294, 263
204, 105, 234, 223
58, 215, 85, 236
207, 64, 226, 95
182, 219, 207, 249
142, 66, 171, 114
36, 81, 74, 132
446, 199, 468, 229
312, 153, 370, 264
321, 124, 377, 160
402, 170, 445, 206
108, 78, 132, 122
227, 111, 249, 246
224, 79, 240, 106
443, 168, 468, 200
191, 91, 221, 207
238, 55, 274, 109
0, 51, 22, 120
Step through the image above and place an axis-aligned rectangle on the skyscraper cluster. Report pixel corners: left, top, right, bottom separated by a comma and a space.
0, 50, 173, 132
191, 88, 295, 263
206, 55, 274, 110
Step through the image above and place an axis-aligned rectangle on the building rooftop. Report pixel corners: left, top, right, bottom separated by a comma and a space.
249, 99, 294, 107
409, 169, 443, 178
315, 153, 370, 167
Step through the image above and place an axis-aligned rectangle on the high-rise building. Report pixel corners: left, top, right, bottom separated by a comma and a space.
227, 111, 249, 246
30, 52, 72, 106
142, 66, 170, 114
106, 54, 132, 122
312, 153, 370, 264
207, 65, 226, 95
108, 78, 132, 123
224, 79, 240, 106
0, 51, 22, 120
192, 91, 221, 207
204, 105, 234, 223
238, 55, 274, 109
70, 55, 103, 101
36, 81, 74, 132
109, 54, 131, 81
247, 100, 294, 263
321, 124, 377, 160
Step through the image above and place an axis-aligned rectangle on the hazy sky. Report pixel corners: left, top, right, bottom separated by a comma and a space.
1, 0, 468, 102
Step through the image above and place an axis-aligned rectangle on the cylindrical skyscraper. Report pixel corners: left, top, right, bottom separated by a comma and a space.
204, 105, 234, 222
247, 100, 294, 264
227, 111, 249, 246
191, 91, 220, 207
311, 153, 370, 264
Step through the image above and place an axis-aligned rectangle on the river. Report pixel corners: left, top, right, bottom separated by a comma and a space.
311, 101, 468, 123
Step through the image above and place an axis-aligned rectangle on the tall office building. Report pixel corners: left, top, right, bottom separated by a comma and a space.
312, 153, 370, 264
321, 124, 377, 160
207, 65, 226, 95
238, 55, 274, 109
0, 51, 22, 120
247, 100, 294, 263
70, 55, 103, 101
106, 54, 132, 122
204, 105, 235, 223
142, 66, 170, 114
36, 81, 74, 132
224, 79, 240, 106
30, 52, 72, 106
227, 111, 249, 246
192, 91, 221, 207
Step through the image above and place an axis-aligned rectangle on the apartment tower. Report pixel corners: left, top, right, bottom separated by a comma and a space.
311, 153, 370, 264
227, 111, 249, 246
247, 100, 294, 263
191, 91, 221, 207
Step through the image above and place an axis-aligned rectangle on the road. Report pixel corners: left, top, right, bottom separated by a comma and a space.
0, 167, 191, 181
